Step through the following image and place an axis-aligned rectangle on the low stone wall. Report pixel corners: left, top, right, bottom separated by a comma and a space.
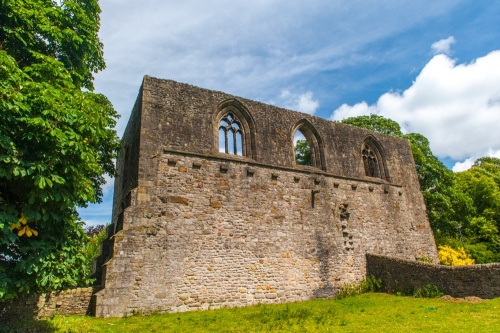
366, 254, 500, 298
0, 287, 95, 320
36, 287, 95, 317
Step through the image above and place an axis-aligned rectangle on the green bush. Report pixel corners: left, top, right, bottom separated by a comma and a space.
413, 284, 444, 298
336, 275, 381, 299
81, 224, 108, 285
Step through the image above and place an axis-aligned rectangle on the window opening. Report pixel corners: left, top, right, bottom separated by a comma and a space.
219, 113, 243, 155
362, 143, 380, 178
293, 130, 312, 166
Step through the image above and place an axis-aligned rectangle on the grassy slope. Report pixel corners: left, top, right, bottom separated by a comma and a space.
22, 293, 500, 332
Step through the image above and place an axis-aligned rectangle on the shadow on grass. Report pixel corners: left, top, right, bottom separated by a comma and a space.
0, 306, 58, 333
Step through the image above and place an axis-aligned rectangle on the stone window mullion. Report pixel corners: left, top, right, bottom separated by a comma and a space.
219, 112, 244, 156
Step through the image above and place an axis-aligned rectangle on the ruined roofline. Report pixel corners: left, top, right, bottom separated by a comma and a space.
140, 75, 412, 148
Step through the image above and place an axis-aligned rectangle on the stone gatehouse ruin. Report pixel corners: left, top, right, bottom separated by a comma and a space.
93, 76, 438, 317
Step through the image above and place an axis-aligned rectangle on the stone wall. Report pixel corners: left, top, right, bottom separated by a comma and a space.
366, 254, 500, 298
0, 287, 94, 320
94, 77, 437, 317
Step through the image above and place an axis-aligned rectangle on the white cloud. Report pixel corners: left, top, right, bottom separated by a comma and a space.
331, 51, 500, 161
296, 92, 320, 115
277, 90, 319, 115
330, 101, 378, 120
431, 36, 456, 55
452, 149, 500, 172
95, 0, 463, 136
452, 158, 475, 172
101, 174, 115, 196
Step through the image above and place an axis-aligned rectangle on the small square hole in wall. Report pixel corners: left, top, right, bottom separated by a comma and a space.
384, 185, 390, 194
220, 165, 228, 174
246, 167, 255, 177
271, 174, 278, 181
351, 184, 357, 190
192, 162, 202, 170
368, 185, 374, 192
334, 182, 340, 188
294, 176, 300, 183
167, 159, 178, 167
314, 178, 321, 185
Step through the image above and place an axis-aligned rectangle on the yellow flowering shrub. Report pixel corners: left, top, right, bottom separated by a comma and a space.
438, 245, 474, 266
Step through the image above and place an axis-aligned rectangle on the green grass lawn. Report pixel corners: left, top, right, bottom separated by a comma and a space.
10, 293, 500, 333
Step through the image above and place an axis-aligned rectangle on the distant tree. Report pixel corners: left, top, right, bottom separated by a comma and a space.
341, 114, 403, 136
295, 139, 312, 166
0, 0, 120, 300
85, 224, 106, 237
82, 225, 107, 278
452, 157, 500, 263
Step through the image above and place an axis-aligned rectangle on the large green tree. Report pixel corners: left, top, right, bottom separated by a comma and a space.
452, 158, 500, 263
0, 0, 119, 300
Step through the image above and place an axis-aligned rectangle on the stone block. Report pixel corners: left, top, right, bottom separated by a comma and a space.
168, 196, 189, 205
210, 200, 222, 208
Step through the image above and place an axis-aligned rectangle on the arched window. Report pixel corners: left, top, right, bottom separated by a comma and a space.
290, 119, 326, 170
362, 144, 380, 178
361, 136, 388, 180
214, 99, 256, 159
219, 113, 243, 155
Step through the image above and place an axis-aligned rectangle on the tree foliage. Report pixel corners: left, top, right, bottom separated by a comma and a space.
452, 157, 500, 263
82, 224, 107, 274
340, 114, 403, 136
295, 139, 312, 166
0, 0, 119, 300
85, 223, 105, 237
0, 0, 104, 90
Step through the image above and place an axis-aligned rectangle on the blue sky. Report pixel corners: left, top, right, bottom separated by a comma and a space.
79, 0, 500, 226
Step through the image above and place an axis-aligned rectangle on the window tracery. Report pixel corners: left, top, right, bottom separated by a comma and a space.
361, 136, 388, 180
362, 143, 381, 178
219, 113, 243, 155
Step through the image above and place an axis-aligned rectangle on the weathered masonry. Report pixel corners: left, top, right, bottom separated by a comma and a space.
93, 76, 437, 317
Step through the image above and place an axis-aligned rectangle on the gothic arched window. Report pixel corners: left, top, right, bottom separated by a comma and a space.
361, 136, 388, 180
290, 119, 326, 170
219, 113, 243, 156
362, 143, 380, 178
214, 99, 256, 159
